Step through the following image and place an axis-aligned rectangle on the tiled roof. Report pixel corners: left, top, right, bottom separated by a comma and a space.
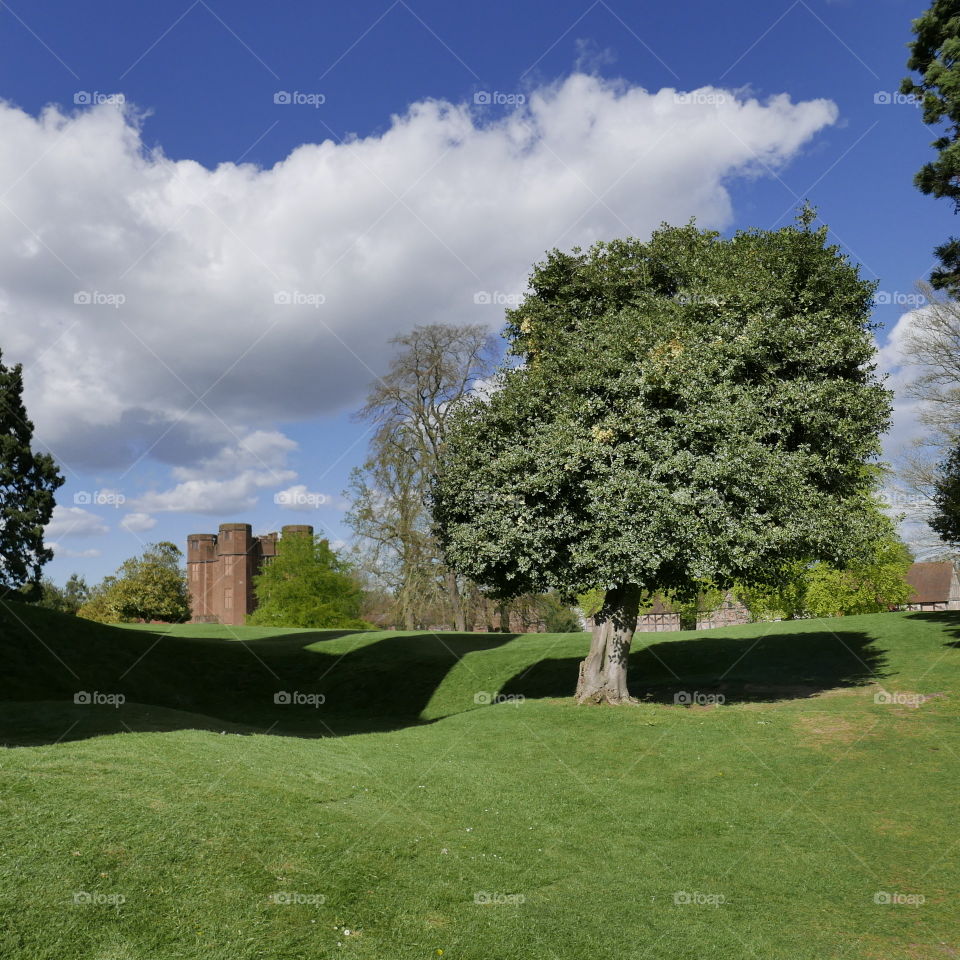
905, 562, 957, 604
643, 597, 674, 616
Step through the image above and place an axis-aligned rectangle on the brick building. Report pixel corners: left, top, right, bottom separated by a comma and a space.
633, 591, 751, 633
186, 523, 313, 626
900, 562, 960, 612
634, 597, 681, 633
695, 591, 751, 630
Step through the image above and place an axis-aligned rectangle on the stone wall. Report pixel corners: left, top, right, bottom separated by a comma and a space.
695, 592, 751, 630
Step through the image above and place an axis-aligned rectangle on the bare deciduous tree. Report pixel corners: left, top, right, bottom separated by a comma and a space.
346, 323, 497, 630
895, 284, 960, 559
903, 286, 960, 437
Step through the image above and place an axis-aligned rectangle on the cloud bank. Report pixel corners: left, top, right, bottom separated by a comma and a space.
0, 74, 837, 513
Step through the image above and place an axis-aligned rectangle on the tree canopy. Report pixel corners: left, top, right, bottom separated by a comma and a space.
78, 542, 190, 623
433, 217, 891, 702
0, 348, 63, 601
902, 0, 960, 293
737, 508, 914, 619
248, 534, 369, 629
930, 439, 960, 547
36, 573, 90, 616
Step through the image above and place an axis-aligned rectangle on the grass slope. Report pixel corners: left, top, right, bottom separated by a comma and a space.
1, 601, 958, 958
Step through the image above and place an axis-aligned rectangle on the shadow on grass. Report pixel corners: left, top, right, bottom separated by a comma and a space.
499, 628, 888, 704
904, 609, 960, 648
0, 600, 519, 746
0, 601, 895, 746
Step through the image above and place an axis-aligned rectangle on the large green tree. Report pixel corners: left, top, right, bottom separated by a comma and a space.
0, 349, 63, 601
737, 509, 914, 619
78, 542, 190, 623
902, 0, 960, 293
433, 217, 891, 704
248, 533, 368, 629
75, 579, 116, 623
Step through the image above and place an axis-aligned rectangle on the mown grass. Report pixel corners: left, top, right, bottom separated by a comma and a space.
0, 602, 958, 958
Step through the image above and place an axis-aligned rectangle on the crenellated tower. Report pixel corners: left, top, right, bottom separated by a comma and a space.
186, 523, 313, 625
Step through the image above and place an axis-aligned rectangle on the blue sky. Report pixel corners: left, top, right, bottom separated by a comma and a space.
0, 0, 943, 582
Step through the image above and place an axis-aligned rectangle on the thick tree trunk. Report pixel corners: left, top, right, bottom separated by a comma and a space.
575, 585, 641, 705
399, 578, 417, 631
445, 570, 466, 632
485, 601, 498, 634
497, 600, 511, 633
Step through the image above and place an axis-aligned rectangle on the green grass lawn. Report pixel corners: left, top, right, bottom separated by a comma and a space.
1, 602, 958, 958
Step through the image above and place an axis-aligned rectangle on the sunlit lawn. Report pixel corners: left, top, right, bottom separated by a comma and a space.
1, 602, 958, 958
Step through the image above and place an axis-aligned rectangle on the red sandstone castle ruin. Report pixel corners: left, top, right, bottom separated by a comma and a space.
186, 523, 314, 626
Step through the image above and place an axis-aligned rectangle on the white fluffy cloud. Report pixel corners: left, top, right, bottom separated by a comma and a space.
44, 505, 110, 539
0, 75, 837, 481
46, 544, 101, 559
131, 429, 296, 514
134, 473, 288, 515
120, 512, 157, 533
274, 483, 333, 511
875, 308, 925, 463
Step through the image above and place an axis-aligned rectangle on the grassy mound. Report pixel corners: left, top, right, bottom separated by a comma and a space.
1, 601, 958, 958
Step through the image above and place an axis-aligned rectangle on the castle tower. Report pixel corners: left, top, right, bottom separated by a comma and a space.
215, 523, 257, 626
281, 524, 314, 538
186, 533, 218, 623
187, 523, 314, 625
259, 531, 278, 561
